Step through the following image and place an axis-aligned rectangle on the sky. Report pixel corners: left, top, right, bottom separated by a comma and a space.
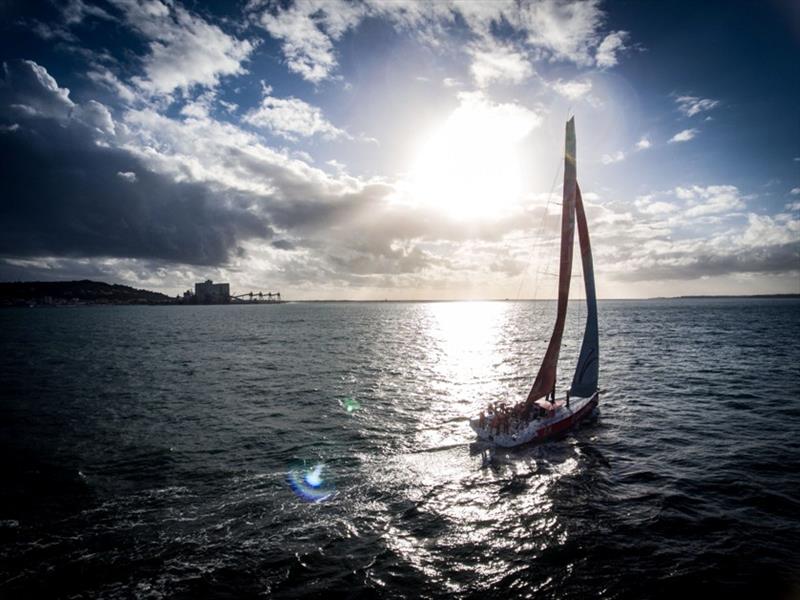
0, 0, 798, 299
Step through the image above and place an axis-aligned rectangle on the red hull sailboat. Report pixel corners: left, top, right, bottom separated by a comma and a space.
470, 117, 600, 448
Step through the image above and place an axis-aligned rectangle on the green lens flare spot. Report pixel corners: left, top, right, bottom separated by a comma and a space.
341, 397, 361, 413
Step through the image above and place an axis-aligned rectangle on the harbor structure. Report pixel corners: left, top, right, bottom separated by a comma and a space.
194, 279, 230, 304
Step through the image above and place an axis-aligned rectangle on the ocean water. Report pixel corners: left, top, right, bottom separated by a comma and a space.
1, 299, 799, 599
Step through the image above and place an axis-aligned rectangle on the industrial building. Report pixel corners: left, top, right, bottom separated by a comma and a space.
194, 279, 230, 304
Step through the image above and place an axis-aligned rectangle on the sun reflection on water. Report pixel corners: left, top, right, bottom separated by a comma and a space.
413, 301, 518, 449
348, 301, 593, 593
368, 443, 584, 591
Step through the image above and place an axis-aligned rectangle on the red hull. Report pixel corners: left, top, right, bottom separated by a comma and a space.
536, 393, 599, 442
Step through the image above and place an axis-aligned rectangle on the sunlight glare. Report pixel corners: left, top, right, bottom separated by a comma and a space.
411, 92, 539, 219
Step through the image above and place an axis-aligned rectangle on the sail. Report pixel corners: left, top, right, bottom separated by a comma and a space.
570, 183, 599, 397
526, 117, 577, 404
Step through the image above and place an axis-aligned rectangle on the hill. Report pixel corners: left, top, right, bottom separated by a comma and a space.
0, 280, 173, 306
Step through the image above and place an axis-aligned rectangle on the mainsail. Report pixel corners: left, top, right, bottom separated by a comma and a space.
570, 183, 599, 397
526, 117, 577, 404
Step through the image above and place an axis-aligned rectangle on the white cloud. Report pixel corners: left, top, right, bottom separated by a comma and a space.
62, 0, 114, 25
599, 186, 798, 284
258, 0, 363, 83
790, 187, 800, 195
87, 66, 137, 103
635, 195, 676, 215
676, 185, 746, 217
676, 95, 719, 117
111, 0, 253, 96
2, 59, 75, 120
244, 94, 346, 140
551, 78, 592, 100
255, 0, 627, 82
517, 0, 606, 65
635, 137, 651, 150
74, 99, 115, 134
601, 150, 625, 165
469, 42, 533, 88
452, 90, 543, 139
117, 171, 137, 182
595, 30, 628, 68
668, 128, 699, 143
741, 213, 799, 248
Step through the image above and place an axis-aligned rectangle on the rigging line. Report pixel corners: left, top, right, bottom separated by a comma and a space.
514, 152, 563, 302
534, 158, 564, 302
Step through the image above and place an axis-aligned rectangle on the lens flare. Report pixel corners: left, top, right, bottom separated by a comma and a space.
286, 462, 334, 502
340, 397, 361, 413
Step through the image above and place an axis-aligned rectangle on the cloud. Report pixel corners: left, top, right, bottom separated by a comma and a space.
611, 238, 799, 282
601, 208, 798, 282
635, 137, 651, 150
676, 95, 719, 117
551, 78, 592, 100
601, 150, 625, 164
741, 213, 800, 248
111, 82, 553, 288
0, 62, 117, 134
0, 60, 272, 266
517, 0, 607, 65
674, 185, 746, 217
28, 0, 115, 42
1, 59, 74, 119
447, 90, 543, 142
62, 0, 115, 25
244, 94, 346, 140
75, 100, 116, 134
469, 42, 533, 88
589, 181, 799, 284
258, 0, 363, 83
635, 195, 676, 215
117, 171, 137, 182
790, 187, 800, 195
87, 66, 138, 103
254, 0, 628, 83
668, 128, 699, 143
595, 30, 628, 68
111, 0, 254, 96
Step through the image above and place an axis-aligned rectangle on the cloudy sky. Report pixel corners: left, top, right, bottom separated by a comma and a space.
0, 0, 798, 299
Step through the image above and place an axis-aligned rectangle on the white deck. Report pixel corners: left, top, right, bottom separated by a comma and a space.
470, 394, 596, 447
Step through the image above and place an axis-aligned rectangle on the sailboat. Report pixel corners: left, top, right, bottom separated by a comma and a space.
470, 117, 600, 448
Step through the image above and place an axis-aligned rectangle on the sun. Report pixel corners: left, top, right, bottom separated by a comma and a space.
410, 92, 539, 220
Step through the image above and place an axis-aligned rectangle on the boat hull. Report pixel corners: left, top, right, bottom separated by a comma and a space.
470, 392, 599, 448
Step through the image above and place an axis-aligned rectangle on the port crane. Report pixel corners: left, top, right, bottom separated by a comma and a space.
231, 291, 282, 303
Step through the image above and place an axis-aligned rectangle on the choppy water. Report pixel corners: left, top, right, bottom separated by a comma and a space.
1, 299, 799, 599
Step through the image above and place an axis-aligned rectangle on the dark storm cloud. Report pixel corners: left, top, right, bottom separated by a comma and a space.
0, 60, 273, 266
0, 257, 115, 283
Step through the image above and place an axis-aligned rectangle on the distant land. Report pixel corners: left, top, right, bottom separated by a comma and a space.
1, 280, 798, 307
653, 294, 800, 300
0, 280, 172, 306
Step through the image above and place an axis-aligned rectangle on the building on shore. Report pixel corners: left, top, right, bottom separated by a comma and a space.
194, 279, 230, 304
